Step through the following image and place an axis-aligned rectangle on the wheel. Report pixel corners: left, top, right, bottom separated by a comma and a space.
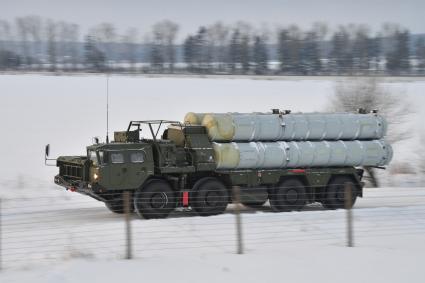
269, 179, 307, 212
322, 176, 357, 210
105, 193, 134, 214
241, 200, 267, 208
191, 178, 229, 216
134, 180, 176, 219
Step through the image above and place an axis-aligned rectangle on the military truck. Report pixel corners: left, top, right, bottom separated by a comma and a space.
48, 113, 391, 219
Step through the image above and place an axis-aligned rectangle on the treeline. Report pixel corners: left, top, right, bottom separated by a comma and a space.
1, 16, 425, 75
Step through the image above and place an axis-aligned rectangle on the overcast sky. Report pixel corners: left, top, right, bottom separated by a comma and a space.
1, 0, 424, 40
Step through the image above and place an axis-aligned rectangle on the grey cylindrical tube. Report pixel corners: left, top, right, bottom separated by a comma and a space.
213, 140, 393, 169
195, 112, 387, 141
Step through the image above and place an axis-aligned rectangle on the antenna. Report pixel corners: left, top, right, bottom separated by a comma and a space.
106, 74, 110, 144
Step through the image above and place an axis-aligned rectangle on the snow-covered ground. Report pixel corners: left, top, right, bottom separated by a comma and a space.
0, 74, 424, 281
1, 186, 425, 282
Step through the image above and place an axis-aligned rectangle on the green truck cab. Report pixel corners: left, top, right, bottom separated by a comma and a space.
50, 120, 364, 219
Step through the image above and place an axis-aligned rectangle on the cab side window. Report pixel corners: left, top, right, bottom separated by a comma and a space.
130, 152, 145, 163
111, 153, 124, 164
99, 151, 108, 165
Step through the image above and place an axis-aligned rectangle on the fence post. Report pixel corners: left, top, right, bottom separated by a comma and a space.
123, 192, 133, 259
0, 198, 2, 271
232, 186, 244, 254
345, 183, 354, 247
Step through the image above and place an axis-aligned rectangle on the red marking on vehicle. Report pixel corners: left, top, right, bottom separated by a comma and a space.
182, 191, 189, 207
290, 169, 306, 173
69, 187, 77, 192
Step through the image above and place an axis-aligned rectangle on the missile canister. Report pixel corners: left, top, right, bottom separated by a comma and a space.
189, 112, 387, 142
213, 140, 393, 169
184, 112, 207, 125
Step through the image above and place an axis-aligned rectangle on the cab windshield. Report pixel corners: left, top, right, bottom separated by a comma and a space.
88, 150, 99, 166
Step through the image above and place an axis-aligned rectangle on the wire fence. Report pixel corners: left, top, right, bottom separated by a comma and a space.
1, 185, 425, 270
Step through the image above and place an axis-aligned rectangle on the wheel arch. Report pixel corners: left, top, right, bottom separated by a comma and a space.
189, 174, 232, 194
139, 176, 172, 190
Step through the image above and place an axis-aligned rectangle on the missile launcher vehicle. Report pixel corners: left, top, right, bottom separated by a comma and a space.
48, 110, 393, 219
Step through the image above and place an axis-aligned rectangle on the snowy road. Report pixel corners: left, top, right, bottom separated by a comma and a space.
1, 187, 425, 274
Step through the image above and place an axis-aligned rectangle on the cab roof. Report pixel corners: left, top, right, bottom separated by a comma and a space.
87, 142, 150, 151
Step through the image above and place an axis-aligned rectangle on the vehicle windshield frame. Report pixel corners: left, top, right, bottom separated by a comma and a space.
88, 149, 100, 166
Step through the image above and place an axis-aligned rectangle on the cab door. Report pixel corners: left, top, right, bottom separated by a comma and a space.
126, 148, 152, 188
108, 151, 127, 188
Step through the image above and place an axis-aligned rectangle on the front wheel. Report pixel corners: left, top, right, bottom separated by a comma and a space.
191, 178, 229, 216
134, 180, 176, 219
105, 193, 134, 214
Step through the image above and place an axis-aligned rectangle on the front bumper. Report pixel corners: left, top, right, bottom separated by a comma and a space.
54, 174, 87, 190
54, 175, 106, 202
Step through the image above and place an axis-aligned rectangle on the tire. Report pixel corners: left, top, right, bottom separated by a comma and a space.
191, 178, 229, 216
105, 193, 134, 214
269, 179, 307, 212
322, 176, 357, 210
241, 200, 267, 208
134, 180, 176, 219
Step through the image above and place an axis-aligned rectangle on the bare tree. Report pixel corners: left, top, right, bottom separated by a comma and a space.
149, 29, 164, 72
56, 22, 80, 70
45, 20, 58, 71
0, 20, 11, 51
312, 22, 329, 40
278, 24, 304, 74
419, 134, 425, 181
311, 22, 328, 69
330, 25, 354, 74
69, 23, 80, 70
382, 23, 410, 74
14, 16, 44, 69
90, 23, 117, 69
84, 35, 105, 71
416, 38, 425, 74
194, 26, 209, 72
0, 20, 19, 69
26, 15, 42, 69
330, 77, 411, 187
253, 34, 268, 74
207, 22, 229, 72
58, 22, 70, 69
16, 17, 31, 66
121, 27, 139, 72
151, 20, 179, 72
351, 25, 371, 73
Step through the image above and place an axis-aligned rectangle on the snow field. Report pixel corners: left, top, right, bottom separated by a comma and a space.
0, 74, 424, 186
0, 74, 424, 281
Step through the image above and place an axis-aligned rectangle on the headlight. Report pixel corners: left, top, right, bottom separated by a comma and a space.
93, 173, 99, 181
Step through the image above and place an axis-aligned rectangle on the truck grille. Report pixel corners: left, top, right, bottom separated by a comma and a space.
59, 164, 84, 180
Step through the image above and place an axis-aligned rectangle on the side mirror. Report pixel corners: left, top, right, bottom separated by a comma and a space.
44, 144, 56, 166
45, 144, 50, 157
